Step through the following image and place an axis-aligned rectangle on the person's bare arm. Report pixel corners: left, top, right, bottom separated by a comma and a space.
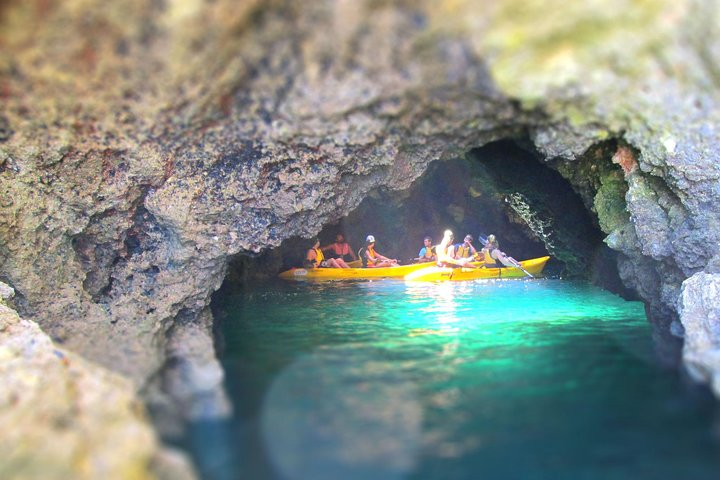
493, 250, 515, 267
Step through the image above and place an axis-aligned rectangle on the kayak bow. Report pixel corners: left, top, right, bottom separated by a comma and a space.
404, 256, 550, 282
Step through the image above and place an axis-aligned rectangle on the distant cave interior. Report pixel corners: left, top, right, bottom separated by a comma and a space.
219, 139, 635, 300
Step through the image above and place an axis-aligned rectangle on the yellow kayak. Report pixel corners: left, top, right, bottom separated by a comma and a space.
404, 256, 550, 282
278, 261, 436, 280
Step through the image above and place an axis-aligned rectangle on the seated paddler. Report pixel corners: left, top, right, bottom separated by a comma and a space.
306, 238, 349, 269
321, 233, 358, 263
416, 236, 436, 263
436, 230, 476, 268
480, 234, 514, 268
454, 234, 480, 261
362, 235, 398, 268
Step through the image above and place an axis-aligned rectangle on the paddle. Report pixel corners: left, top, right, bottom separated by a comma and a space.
478, 235, 534, 278
407, 256, 437, 264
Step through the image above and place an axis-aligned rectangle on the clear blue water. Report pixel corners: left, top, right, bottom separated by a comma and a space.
196, 279, 720, 480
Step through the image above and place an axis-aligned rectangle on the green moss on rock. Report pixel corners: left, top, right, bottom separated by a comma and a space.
595, 174, 630, 233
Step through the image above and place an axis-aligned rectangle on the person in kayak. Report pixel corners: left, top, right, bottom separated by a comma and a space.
321, 233, 358, 263
436, 230, 476, 268
454, 234, 480, 261
306, 239, 349, 268
362, 235, 398, 268
416, 236, 436, 262
480, 234, 514, 268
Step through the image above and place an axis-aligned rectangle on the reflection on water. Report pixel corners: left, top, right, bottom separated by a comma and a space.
198, 279, 720, 480
261, 350, 422, 480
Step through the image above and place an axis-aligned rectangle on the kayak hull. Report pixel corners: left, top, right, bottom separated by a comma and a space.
278, 261, 437, 280
404, 256, 550, 282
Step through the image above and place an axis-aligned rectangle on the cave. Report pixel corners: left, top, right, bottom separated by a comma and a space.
203, 143, 713, 480
4, 1, 720, 477
222, 139, 633, 299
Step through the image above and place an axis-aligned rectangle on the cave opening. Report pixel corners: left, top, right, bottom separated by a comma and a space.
221, 139, 633, 299
196, 139, 714, 480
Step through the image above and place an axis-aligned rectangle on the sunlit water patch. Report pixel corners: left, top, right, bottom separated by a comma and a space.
195, 279, 720, 480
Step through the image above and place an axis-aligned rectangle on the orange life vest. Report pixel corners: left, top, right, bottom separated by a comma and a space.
331, 242, 350, 256
366, 245, 379, 267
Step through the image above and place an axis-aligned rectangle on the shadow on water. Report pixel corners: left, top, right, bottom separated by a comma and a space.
196, 279, 720, 480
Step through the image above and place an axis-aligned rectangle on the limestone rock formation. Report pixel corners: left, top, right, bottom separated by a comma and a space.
679, 273, 720, 396
0, 297, 160, 479
1, 0, 720, 459
145, 308, 233, 439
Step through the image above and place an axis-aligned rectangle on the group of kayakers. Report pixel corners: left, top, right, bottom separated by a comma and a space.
306, 230, 516, 270
305, 233, 359, 269
424, 230, 512, 269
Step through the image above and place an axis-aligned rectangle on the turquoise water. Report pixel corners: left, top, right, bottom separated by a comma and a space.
197, 279, 720, 480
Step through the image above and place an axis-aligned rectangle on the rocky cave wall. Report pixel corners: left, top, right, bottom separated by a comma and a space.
2, 0, 720, 473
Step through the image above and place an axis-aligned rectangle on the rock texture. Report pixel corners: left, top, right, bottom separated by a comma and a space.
679, 273, 720, 396
145, 307, 232, 439
0, 0, 519, 387
0, 293, 159, 479
1, 0, 720, 454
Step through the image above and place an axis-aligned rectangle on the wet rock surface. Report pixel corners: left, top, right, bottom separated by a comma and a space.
1, 0, 720, 467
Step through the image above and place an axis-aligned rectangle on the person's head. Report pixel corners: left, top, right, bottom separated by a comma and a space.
366, 234, 375, 245
335, 233, 345, 243
312, 238, 320, 248
486, 234, 498, 248
423, 236, 432, 246
464, 234, 473, 245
